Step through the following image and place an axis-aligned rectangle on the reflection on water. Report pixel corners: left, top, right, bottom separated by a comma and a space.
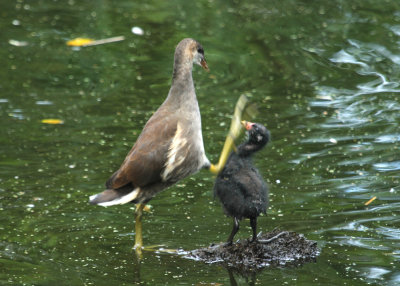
1, 0, 400, 285
374, 161, 400, 172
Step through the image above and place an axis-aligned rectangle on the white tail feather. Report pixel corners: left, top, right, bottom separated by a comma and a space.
89, 193, 99, 202
91, 188, 140, 207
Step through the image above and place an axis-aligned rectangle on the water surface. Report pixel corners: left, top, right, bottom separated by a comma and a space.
1, 0, 400, 285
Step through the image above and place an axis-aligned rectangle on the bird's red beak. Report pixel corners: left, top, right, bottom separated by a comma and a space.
241, 120, 255, 131
201, 58, 209, 71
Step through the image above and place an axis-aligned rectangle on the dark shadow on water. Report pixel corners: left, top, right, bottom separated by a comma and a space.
228, 267, 256, 286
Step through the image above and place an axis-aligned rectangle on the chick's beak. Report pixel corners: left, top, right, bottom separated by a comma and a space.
200, 58, 209, 71
241, 120, 255, 131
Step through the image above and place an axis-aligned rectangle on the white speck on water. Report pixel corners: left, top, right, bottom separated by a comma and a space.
131, 26, 144, 36
329, 138, 338, 144
316, 95, 333, 101
36, 100, 53, 105
276, 179, 281, 184
9, 39, 28, 47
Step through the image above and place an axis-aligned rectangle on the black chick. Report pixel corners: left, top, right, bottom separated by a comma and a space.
214, 121, 270, 245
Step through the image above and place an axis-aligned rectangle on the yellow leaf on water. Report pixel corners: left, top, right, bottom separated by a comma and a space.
67, 38, 94, 47
364, 196, 377, 206
41, 119, 64, 125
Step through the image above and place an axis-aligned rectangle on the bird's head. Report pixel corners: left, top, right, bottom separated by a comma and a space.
175, 38, 209, 72
241, 121, 270, 148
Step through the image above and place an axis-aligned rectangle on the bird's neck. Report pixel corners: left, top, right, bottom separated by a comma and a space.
167, 58, 196, 106
237, 142, 262, 157
172, 56, 194, 84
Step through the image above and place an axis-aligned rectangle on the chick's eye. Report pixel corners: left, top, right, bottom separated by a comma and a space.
197, 48, 204, 54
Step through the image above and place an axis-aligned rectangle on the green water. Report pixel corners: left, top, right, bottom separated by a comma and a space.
1, 0, 400, 285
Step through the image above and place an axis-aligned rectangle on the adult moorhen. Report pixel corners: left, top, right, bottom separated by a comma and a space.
89, 38, 212, 250
89, 38, 249, 253
89, 38, 247, 253
214, 121, 270, 245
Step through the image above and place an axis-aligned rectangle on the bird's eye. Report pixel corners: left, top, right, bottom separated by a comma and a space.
197, 48, 204, 54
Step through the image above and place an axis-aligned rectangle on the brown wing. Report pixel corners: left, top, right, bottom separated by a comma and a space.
106, 107, 178, 190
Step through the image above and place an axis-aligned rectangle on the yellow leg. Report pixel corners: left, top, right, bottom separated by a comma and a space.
210, 95, 249, 175
134, 203, 145, 256
133, 204, 178, 255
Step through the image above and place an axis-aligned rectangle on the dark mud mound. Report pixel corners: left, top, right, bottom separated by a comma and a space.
186, 229, 319, 272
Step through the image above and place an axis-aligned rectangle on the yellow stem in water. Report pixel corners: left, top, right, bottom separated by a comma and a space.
210, 95, 248, 175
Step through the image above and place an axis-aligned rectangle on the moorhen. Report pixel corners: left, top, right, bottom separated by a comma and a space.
89, 38, 211, 250
89, 38, 250, 253
214, 121, 270, 245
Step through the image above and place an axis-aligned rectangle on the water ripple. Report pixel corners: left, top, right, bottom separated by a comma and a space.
388, 24, 400, 36
330, 49, 368, 68
334, 236, 390, 251
362, 267, 391, 280
376, 226, 400, 240
373, 161, 400, 172
375, 134, 400, 143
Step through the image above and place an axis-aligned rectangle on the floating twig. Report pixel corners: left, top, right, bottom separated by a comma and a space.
83, 36, 125, 47
67, 36, 125, 47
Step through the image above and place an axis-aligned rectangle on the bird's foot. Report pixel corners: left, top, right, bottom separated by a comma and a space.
140, 244, 183, 255
250, 237, 258, 244
224, 241, 233, 247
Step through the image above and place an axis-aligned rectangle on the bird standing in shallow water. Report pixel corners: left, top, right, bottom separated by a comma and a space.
88, 38, 247, 253
214, 121, 270, 245
89, 38, 210, 251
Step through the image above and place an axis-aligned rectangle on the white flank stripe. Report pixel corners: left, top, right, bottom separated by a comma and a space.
162, 122, 187, 181
94, 188, 140, 207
